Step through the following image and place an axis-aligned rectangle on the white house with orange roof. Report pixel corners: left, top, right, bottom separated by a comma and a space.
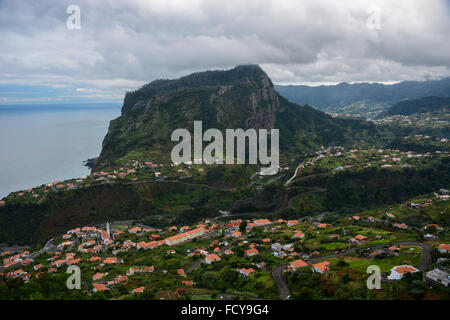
128, 227, 142, 234
287, 220, 298, 227
289, 259, 308, 271
131, 286, 145, 294
438, 244, 450, 254
350, 234, 368, 245
238, 268, 255, 277
388, 265, 419, 280
205, 254, 221, 264
254, 219, 271, 227
165, 227, 207, 246
312, 261, 331, 274
293, 231, 305, 239
244, 248, 259, 257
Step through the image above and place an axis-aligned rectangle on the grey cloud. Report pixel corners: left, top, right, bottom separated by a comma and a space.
0, 0, 449, 100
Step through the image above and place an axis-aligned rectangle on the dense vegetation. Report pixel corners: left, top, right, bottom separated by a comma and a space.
290, 156, 450, 216
0, 181, 245, 245
385, 96, 450, 116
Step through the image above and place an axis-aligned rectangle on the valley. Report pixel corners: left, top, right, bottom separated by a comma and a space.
0, 65, 449, 300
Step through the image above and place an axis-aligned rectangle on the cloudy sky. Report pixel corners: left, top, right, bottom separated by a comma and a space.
0, 0, 449, 104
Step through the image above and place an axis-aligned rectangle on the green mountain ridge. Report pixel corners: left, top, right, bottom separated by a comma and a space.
96, 65, 382, 169
275, 77, 450, 116
385, 96, 450, 116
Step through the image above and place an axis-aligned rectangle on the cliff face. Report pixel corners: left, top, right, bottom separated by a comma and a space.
96, 65, 382, 169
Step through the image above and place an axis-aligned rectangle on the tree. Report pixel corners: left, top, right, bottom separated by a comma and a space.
239, 220, 247, 232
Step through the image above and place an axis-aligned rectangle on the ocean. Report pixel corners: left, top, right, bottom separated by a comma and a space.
0, 103, 122, 199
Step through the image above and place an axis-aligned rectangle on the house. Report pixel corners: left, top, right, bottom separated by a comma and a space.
271, 243, 283, 252
287, 220, 299, 227
262, 238, 271, 243
410, 202, 421, 209
424, 233, 437, 240
425, 269, 449, 287
10, 269, 25, 277
388, 265, 419, 280
350, 235, 368, 245
177, 269, 186, 276
103, 257, 118, 264
224, 249, 234, 255
126, 267, 140, 276
289, 259, 308, 271
165, 227, 207, 246
89, 256, 101, 262
205, 254, 221, 264
238, 268, 255, 277
438, 244, 450, 254
131, 286, 145, 294
182, 280, 194, 286
246, 222, 256, 230
114, 275, 128, 284
244, 248, 259, 257
93, 272, 106, 280
386, 213, 396, 219
67, 258, 81, 265
128, 227, 142, 234
293, 232, 305, 239
394, 223, 408, 230
141, 266, 154, 273
33, 264, 43, 271
317, 224, 327, 228
137, 241, 161, 250
329, 234, 339, 239
92, 283, 108, 292
51, 259, 66, 268
388, 246, 399, 252
312, 261, 331, 274
231, 231, 242, 238
254, 219, 271, 227
352, 216, 360, 221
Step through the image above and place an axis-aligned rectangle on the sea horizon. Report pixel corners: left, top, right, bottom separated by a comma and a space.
0, 103, 122, 199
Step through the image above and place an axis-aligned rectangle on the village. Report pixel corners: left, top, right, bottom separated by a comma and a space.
1, 144, 449, 208
1, 187, 449, 299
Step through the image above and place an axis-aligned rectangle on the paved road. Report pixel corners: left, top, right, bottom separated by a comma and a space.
272, 241, 432, 299
271, 265, 291, 299
30, 238, 57, 259
186, 260, 202, 274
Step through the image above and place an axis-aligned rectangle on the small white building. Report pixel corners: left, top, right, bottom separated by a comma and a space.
425, 269, 449, 287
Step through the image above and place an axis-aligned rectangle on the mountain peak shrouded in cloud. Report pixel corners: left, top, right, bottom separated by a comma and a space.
0, 0, 449, 103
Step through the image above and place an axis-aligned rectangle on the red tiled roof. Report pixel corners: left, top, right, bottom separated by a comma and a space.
393, 265, 418, 274
290, 259, 308, 269
313, 261, 331, 272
